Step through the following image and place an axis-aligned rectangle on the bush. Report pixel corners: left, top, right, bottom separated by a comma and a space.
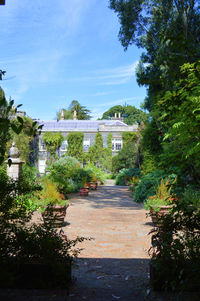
112, 142, 138, 174
0, 217, 87, 288
144, 178, 177, 211
134, 170, 177, 203
115, 168, 141, 186
48, 156, 81, 195
150, 203, 200, 291
84, 164, 106, 184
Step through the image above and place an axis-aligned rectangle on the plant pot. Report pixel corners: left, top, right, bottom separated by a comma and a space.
150, 205, 173, 227
79, 187, 89, 196
42, 204, 69, 227
89, 182, 97, 190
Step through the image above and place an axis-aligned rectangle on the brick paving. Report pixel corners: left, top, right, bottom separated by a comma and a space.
63, 180, 152, 300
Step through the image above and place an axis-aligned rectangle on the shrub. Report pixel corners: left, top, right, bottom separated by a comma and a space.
66, 132, 84, 162
115, 167, 141, 186
112, 142, 138, 174
48, 156, 81, 195
84, 164, 106, 184
134, 170, 177, 203
144, 178, 177, 211
150, 203, 200, 291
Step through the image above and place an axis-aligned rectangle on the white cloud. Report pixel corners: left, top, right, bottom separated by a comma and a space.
90, 96, 143, 108
70, 61, 139, 85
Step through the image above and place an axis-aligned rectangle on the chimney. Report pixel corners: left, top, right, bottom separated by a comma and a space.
60, 109, 65, 120
73, 110, 77, 120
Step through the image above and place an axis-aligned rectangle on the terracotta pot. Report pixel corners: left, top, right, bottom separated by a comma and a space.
42, 204, 69, 227
79, 187, 89, 196
150, 205, 173, 226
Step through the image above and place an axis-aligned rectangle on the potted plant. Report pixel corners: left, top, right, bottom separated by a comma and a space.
79, 170, 92, 196
37, 179, 69, 227
79, 176, 89, 196
144, 178, 177, 226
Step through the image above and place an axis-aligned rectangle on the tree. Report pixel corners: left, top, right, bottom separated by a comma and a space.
0, 86, 42, 165
88, 132, 104, 167
66, 132, 84, 162
57, 100, 91, 120
110, 1, 200, 111
7, 116, 37, 164
102, 104, 148, 124
157, 61, 200, 182
112, 142, 138, 174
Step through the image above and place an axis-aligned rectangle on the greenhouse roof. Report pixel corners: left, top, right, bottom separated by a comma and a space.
37, 119, 130, 131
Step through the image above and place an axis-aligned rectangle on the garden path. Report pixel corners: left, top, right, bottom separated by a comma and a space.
61, 181, 153, 300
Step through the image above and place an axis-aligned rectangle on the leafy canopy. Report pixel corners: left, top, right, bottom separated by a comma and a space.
102, 104, 148, 124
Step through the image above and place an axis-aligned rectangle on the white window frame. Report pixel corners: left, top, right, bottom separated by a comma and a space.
112, 138, 123, 151
39, 139, 46, 151
60, 140, 68, 152
83, 139, 90, 152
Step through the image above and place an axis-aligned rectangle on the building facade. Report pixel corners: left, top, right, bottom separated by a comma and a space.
37, 119, 138, 173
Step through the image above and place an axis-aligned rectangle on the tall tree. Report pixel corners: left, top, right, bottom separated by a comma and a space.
57, 100, 91, 120
110, 0, 200, 111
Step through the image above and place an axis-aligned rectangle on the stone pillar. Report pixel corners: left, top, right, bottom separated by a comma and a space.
6, 142, 24, 180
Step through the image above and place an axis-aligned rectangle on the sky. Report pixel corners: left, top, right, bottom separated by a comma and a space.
0, 0, 147, 120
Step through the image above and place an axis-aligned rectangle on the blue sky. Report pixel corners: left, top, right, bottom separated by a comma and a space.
0, 0, 147, 120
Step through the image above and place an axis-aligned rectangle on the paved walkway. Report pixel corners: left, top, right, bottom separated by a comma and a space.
64, 181, 152, 300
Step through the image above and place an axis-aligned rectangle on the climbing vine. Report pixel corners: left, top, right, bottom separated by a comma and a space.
66, 132, 84, 162
43, 132, 64, 160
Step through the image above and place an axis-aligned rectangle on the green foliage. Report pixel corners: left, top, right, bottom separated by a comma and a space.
43, 132, 64, 159
66, 132, 84, 162
110, 0, 200, 111
141, 150, 157, 176
150, 204, 200, 291
36, 179, 67, 212
122, 131, 137, 144
112, 142, 137, 174
115, 167, 140, 186
0, 217, 87, 288
57, 100, 91, 120
88, 132, 104, 167
48, 156, 81, 195
179, 186, 200, 208
84, 164, 106, 184
103, 133, 113, 171
0, 86, 42, 164
144, 178, 176, 211
134, 170, 177, 203
158, 61, 200, 182
7, 116, 36, 164
102, 104, 148, 124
